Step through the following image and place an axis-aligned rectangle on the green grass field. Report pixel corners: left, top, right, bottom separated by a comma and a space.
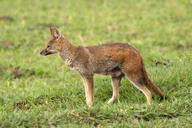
0, 0, 192, 127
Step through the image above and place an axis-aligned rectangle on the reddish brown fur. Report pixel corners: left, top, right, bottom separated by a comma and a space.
40, 28, 167, 107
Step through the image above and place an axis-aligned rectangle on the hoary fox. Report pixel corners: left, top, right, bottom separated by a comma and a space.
40, 28, 167, 107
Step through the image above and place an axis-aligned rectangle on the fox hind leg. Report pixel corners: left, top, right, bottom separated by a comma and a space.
129, 78, 152, 105
124, 71, 152, 105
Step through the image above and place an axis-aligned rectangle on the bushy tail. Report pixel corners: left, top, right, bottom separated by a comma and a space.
141, 60, 167, 99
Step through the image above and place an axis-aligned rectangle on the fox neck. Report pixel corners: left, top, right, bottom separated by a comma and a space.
59, 39, 79, 66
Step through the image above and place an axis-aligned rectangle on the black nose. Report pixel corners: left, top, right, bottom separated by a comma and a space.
40, 51, 43, 55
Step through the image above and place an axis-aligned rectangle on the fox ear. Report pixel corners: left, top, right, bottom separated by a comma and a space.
50, 27, 60, 39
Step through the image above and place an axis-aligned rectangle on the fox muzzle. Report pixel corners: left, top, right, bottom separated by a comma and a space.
40, 50, 51, 56
40, 49, 57, 56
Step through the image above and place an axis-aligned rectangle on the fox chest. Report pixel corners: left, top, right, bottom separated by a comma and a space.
67, 60, 92, 75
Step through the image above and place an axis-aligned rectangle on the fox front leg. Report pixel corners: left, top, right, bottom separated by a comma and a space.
107, 77, 121, 104
81, 75, 94, 108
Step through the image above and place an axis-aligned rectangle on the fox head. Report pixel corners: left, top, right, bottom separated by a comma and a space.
40, 28, 65, 56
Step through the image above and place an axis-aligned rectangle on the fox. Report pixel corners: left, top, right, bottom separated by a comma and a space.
40, 28, 167, 108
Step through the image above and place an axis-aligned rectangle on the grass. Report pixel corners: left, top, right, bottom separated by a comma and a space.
0, 0, 192, 127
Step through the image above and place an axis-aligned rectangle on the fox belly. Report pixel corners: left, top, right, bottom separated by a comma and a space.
91, 58, 124, 77
95, 66, 124, 77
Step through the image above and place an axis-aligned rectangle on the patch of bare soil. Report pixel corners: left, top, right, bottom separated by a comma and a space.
8, 66, 50, 79
186, 44, 192, 48
152, 60, 168, 66
0, 41, 15, 48
134, 112, 181, 121
175, 44, 192, 50
4, 42, 14, 47
0, 16, 14, 21
11, 66, 35, 78
15, 101, 31, 109
0, 64, 8, 71
43, 74, 51, 78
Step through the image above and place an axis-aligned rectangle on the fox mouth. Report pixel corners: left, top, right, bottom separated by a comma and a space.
44, 51, 53, 56
40, 50, 56, 56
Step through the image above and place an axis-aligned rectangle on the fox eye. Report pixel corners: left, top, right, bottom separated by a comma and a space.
47, 45, 50, 48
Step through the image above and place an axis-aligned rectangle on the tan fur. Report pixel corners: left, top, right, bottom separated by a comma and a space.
40, 28, 167, 107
